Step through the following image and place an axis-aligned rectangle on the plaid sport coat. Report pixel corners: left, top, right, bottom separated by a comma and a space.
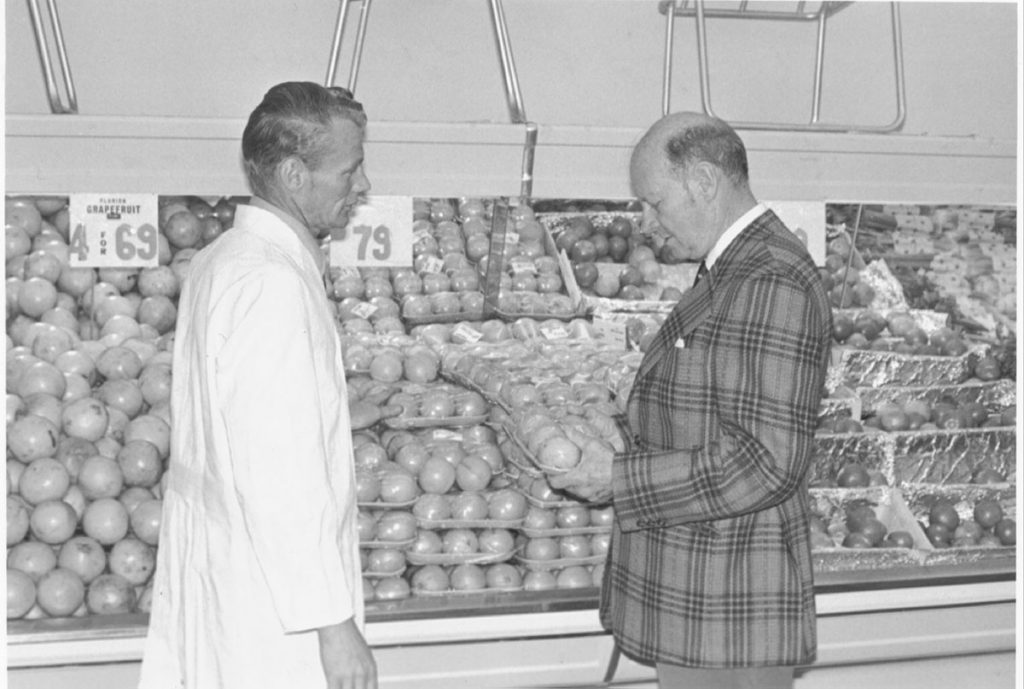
601, 209, 832, 668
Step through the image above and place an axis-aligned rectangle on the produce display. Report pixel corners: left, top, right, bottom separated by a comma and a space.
5, 194, 1017, 625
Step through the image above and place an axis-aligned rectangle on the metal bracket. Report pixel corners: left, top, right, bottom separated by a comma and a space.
324, 0, 536, 201
659, 0, 906, 133
325, 0, 373, 92
27, 0, 78, 114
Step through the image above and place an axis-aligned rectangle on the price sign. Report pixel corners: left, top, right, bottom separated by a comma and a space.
68, 194, 159, 268
330, 196, 413, 268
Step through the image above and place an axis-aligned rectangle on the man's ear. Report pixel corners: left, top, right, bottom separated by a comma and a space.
688, 161, 719, 201
277, 156, 307, 194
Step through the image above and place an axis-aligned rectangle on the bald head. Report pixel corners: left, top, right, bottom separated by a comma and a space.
631, 112, 750, 190
630, 113, 758, 261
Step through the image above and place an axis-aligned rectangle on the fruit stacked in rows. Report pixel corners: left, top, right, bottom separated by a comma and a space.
554, 214, 686, 302
7, 195, 235, 620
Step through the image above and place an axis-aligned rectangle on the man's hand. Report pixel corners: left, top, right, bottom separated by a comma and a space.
317, 618, 377, 689
547, 426, 616, 504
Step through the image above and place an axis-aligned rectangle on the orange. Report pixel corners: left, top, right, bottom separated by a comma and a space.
36, 567, 86, 617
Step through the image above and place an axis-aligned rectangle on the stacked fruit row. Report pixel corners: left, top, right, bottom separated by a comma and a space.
7, 195, 232, 620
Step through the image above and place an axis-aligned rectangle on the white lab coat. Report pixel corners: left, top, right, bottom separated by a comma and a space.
139, 204, 363, 689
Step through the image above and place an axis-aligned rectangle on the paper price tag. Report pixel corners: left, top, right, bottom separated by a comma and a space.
509, 257, 537, 275
68, 194, 159, 268
350, 302, 379, 319
539, 323, 570, 340
451, 322, 483, 343
330, 196, 413, 268
419, 256, 445, 275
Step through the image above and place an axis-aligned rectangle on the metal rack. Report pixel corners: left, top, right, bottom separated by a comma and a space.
27, 0, 78, 114
658, 0, 906, 132
324, 0, 538, 200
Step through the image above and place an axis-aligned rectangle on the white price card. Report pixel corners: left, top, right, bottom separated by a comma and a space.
330, 196, 413, 268
68, 194, 160, 268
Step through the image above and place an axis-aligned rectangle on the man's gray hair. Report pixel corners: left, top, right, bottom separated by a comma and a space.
242, 81, 367, 197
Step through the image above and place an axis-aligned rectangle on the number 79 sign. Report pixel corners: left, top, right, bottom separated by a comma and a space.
329, 196, 413, 268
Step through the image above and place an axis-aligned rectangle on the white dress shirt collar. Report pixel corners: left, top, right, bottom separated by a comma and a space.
705, 202, 767, 270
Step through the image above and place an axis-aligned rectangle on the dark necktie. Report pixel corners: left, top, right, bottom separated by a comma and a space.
692, 260, 709, 288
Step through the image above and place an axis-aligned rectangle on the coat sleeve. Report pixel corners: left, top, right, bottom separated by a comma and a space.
613, 270, 828, 531
210, 265, 356, 633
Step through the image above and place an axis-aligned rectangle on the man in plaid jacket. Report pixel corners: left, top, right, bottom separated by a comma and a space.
551, 112, 832, 688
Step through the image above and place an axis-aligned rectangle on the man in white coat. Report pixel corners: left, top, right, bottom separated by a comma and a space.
139, 82, 376, 689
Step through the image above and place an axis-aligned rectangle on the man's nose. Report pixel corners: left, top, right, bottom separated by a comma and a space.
640, 206, 661, 234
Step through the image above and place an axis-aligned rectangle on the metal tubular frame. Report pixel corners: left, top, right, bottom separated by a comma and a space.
660, 0, 906, 133
324, 0, 536, 199
27, 0, 78, 114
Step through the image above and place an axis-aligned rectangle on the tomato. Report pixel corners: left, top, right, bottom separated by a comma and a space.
523, 569, 557, 592
376, 512, 417, 542
486, 488, 528, 521
455, 455, 492, 493
449, 564, 487, 591
485, 563, 522, 589
537, 435, 581, 471
524, 537, 559, 561
355, 471, 381, 503
413, 494, 451, 522
417, 457, 456, 495
373, 576, 410, 601
993, 518, 1015, 546
556, 505, 591, 529
881, 531, 915, 549
478, 528, 515, 556
556, 565, 593, 589
973, 499, 1004, 529
441, 529, 478, 555
449, 492, 489, 521
836, 463, 871, 488
855, 517, 888, 547
844, 503, 877, 532
559, 535, 591, 559
410, 564, 449, 593
928, 501, 961, 531
925, 522, 952, 547
379, 468, 419, 503
366, 548, 406, 574
842, 532, 875, 549
524, 506, 557, 531
408, 530, 442, 557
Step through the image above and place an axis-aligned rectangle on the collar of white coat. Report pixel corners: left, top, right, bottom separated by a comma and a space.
241, 197, 329, 278
704, 202, 767, 271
